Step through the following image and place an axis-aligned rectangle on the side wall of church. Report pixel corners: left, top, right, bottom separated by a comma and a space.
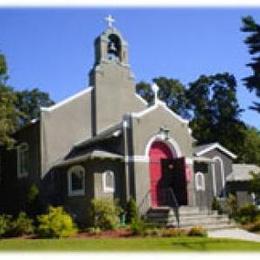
0, 122, 41, 214
40, 89, 93, 177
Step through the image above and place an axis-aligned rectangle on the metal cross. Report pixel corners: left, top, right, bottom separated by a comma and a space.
105, 15, 115, 28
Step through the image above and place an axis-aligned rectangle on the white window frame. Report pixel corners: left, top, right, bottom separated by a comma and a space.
67, 165, 85, 197
195, 171, 205, 191
102, 170, 115, 193
17, 143, 29, 178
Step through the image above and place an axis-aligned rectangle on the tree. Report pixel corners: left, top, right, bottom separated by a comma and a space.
15, 88, 54, 127
136, 77, 189, 119
240, 127, 260, 165
241, 16, 260, 112
0, 54, 19, 147
187, 73, 246, 159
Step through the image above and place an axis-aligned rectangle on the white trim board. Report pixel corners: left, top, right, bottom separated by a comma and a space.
131, 100, 189, 124
195, 143, 237, 159
41, 87, 93, 112
134, 93, 149, 106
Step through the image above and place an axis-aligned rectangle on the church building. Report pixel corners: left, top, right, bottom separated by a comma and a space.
0, 16, 257, 227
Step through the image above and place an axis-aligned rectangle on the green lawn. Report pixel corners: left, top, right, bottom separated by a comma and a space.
0, 237, 260, 252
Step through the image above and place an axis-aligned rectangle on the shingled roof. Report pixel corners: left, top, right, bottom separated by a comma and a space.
226, 164, 260, 182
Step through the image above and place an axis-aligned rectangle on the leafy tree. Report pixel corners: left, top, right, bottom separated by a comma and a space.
241, 16, 260, 112
136, 81, 154, 105
136, 77, 189, 119
187, 73, 246, 159
16, 88, 54, 127
0, 54, 19, 147
240, 127, 260, 165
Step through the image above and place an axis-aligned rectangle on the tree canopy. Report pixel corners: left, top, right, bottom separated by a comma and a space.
241, 16, 260, 112
16, 88, 54, 127
136, 77, 189, 119
0, 53, 55, 147
0, 54, 19, 147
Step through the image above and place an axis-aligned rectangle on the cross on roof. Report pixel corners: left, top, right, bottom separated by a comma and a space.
105, 15, 115, 28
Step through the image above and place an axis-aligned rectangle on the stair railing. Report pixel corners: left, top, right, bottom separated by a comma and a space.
137, 189, 151, 218
166, 187, 180, 228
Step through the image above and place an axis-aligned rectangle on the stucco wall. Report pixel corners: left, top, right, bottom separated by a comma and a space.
0, 122, 41, 214
50, 159, 125, 225
130, 104, 193, 210
40, 89, 93, 177
202, 149, 233, 197
91, 62, 146, 135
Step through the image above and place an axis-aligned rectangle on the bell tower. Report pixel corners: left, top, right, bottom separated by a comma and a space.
89, 16, 145, 136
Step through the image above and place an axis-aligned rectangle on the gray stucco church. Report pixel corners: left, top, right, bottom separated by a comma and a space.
0, 16, 259, 227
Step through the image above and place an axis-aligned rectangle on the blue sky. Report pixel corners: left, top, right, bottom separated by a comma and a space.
0, 8, 259, 129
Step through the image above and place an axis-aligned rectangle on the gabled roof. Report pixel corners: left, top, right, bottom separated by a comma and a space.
226, 164, 260, 182
54, 150, 123, 168
194, 142, 237, 159
41, 87, 93, 112
131, 100, 189, 124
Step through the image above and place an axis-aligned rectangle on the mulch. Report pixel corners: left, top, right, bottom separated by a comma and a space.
76, 228, 133, 239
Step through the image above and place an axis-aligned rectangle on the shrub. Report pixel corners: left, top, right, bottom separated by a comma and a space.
161, 228, 187, 237
225, 194, 238, 217
86, 227, 102, 236
246, 219, 260, 232
90, 199, 121, 230
188, 226, 207, 237
26, 184, 42, 216
211, 197, 223, 214
130, 218, 146, 236
10, 212, 34, 236
126, 197, 138, 224
0, 214, 12, 237
236, 204, 259, 224
143, 227, 161, 237
37, 206, 77, 238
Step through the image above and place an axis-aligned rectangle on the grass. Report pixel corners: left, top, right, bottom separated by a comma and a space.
0, 237, 260, 252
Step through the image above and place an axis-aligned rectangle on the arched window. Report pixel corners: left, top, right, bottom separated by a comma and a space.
213, 156, 225, 197
17, 143, 29, 178
103, 170, 115, 193
195, 172, 205, 191
67, 165, 85, 196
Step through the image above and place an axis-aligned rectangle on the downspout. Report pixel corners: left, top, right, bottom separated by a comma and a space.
123, 114, 130, 203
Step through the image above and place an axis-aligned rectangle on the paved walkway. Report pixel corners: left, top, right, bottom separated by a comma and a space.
208, 228, 260, 242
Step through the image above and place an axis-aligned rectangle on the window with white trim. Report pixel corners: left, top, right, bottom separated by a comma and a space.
195, 172, 205, 191
67, 165, 85, 196
17, 143, 29, 178
103, 170, 115, 193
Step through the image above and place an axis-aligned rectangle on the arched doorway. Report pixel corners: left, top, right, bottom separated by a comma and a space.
149, 141, 187, 207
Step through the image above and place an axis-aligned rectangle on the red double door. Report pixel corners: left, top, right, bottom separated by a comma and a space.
149, 141, 187, 207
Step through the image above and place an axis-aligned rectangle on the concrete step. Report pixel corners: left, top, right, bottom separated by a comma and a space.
145, 206, 237, 231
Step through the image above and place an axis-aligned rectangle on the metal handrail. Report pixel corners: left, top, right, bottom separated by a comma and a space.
167, 187, 180, 228
137, 189, 151, 218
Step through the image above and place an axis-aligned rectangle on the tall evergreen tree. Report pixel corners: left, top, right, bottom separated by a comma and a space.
187, 73, 246, 159
0, 54, 19, 147
241, 16, 260, 112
